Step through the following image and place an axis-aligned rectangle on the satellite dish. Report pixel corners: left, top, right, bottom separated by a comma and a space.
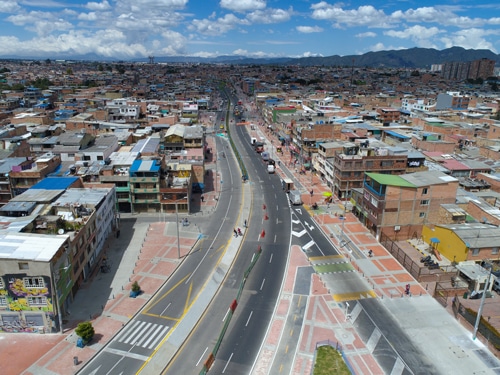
58, 229, 65, 235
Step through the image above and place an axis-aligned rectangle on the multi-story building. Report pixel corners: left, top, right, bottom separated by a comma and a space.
0, 157, 32, 207
9, 153, 64, 196
0, 185, 115, 334
441, 58, 495, 81
358, 170, 458, 240
376, 107, 401, 124
99, 151, 139, 212
332, 142, 408, 200
435, 91, 470, 110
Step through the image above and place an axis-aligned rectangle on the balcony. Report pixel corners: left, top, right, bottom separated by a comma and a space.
130, 187, 159, 193
131, 198, 160, 204
130, 176, 159, 183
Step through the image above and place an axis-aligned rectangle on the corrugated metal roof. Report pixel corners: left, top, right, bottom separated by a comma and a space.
31, 177, 79, 190
365, 172, 416, 187
130, 159, 161, 173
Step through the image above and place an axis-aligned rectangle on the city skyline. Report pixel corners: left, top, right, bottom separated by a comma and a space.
0, 0, 499, 60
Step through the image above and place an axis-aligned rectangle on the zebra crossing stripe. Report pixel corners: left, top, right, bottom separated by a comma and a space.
145, 325, 170, 350
136, 323, 157, 347
115, 320, 140, 342
124, 321, 149, 344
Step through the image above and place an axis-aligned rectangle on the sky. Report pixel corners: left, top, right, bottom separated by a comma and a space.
0, 0, 499, 60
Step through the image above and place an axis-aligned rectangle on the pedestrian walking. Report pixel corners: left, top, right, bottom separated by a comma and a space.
201, 195, 204, 202
244, 219, 247, 228
233, 228, 238, 237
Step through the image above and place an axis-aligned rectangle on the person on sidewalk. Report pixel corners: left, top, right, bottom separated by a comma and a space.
233, 228, 238, 237
201, 195, 204, 202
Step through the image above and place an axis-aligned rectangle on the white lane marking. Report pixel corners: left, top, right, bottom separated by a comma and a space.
245, 311, 253, 327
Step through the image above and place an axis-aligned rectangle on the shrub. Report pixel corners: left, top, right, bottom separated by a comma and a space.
75, 322, 95, 342
131, 281, 141, 293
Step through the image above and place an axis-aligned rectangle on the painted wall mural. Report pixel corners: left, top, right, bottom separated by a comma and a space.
0, 274, 55, 333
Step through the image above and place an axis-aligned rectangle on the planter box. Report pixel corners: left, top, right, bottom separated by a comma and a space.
130, 290, 141, 298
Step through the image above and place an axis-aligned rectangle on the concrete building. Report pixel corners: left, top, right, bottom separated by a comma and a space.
0, 185, 115, 334
358, 170, 458, 240
422, 223, 500, 264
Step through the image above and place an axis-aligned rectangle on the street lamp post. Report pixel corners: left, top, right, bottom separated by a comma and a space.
51, 263, 71, 334
473, 262, 492, 340
175, 201, 181, 259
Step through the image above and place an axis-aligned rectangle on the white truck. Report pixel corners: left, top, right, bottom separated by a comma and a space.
267, 164, 275, 174
289, 190, 302, 205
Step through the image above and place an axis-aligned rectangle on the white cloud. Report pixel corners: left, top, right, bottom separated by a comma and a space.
0, 29, 149, 58
246, 8, 292, 24
220, 0, 266, 13
391, 6, 500, 29
368, 42, 405, 53
440, 28, 498, 52
385, 25, 442, 48
296, 26, 323, 33
159, 29, 188, 55
356, 32, 376, 38
78, 12, 98, 21
189, 14, 248, 36
311, 3, 392, 28
85, 1, 111, 11
300, 51, 323, 57
7, 11, 73, 36
0, 0, 21, 13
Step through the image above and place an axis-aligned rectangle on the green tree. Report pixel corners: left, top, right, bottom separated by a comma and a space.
32, 77, 53, 90
11, 83, 25, 91
75, 321, 95, 342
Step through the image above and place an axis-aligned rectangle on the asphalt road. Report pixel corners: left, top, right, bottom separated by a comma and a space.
77, 129, 243, 375
164, 94, 292, 375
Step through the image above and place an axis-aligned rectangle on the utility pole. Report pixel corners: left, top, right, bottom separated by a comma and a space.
473, 262, 492, 340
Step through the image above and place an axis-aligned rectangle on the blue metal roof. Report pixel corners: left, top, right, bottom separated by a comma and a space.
385, 130, 410, 140
31, 177, 79, 190
130, 159, 161, 173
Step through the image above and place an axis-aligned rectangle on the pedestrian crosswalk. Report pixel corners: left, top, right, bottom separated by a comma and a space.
115, 320, 170, 350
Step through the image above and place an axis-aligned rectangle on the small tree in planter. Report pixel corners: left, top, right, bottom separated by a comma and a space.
75, 321, 94, 347
130, 280, 141, 298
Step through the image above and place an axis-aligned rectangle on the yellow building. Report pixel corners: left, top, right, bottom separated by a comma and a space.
422, 223, 500, 263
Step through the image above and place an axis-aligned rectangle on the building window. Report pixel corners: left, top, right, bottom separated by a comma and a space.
419, 212, 426, 218
492, 247, 499, 255
27, 296, 48, 307
0, 278, 4, 289
0, 296, 7, 307
97, 155, 103, 161
472, 248, 480, 256
422, 188, 428, 195
23, 277, 45, 289
18, 262, 29, 270
420, 200, 429, 206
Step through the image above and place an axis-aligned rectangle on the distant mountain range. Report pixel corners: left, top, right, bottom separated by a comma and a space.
141, 47, 499, 69
3, 47, 499, 69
